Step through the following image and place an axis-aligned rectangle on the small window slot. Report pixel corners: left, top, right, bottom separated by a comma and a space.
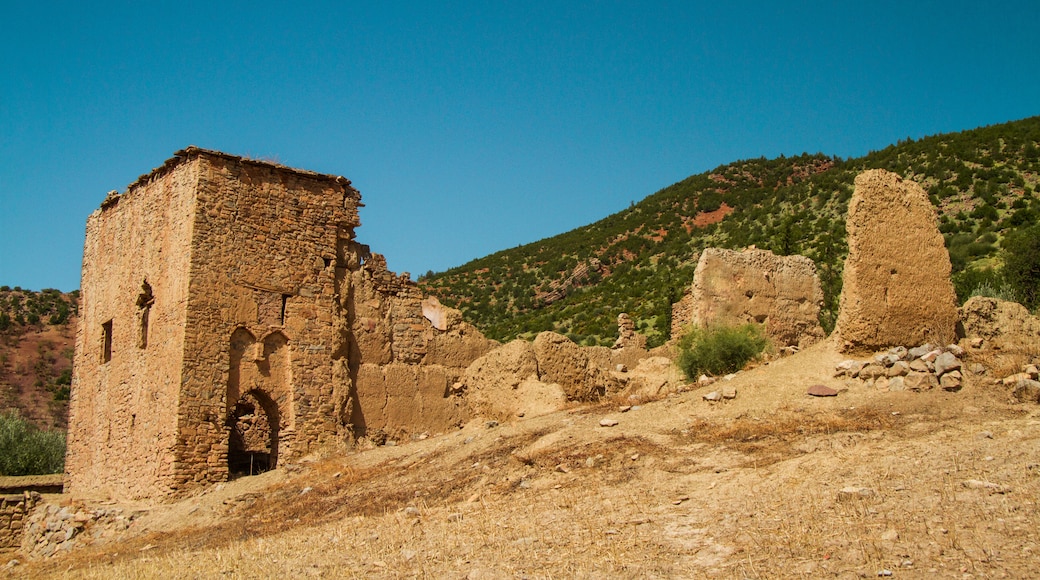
101, 320, 113, 363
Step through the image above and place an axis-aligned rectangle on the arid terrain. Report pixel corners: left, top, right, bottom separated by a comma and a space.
7, 336, 1039, 579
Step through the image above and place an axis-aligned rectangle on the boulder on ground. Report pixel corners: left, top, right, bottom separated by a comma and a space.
835, 170, 959, 352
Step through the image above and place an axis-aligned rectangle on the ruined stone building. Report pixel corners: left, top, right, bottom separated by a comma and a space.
67, 148, 494, 500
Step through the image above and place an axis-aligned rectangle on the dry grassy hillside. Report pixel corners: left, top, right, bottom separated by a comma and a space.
9, 338, 1040, 579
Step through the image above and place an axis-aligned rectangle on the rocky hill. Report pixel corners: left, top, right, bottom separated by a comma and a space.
420, 116, 1040, 347
0, 288, 78, 429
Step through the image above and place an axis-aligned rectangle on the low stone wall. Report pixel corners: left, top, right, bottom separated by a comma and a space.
0, 492, 39, 552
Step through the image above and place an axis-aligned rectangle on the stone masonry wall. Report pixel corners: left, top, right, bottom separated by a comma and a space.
173, 151, 361, 489
69, 148, 496, 499
0, 493, 38, 552
67, 157, 199, 499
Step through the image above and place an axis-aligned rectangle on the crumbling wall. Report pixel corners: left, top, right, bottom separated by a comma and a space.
835, 169, 959, 351
0, 493, 37, 552
681, 247, 825, 348
350, 261, 496, 439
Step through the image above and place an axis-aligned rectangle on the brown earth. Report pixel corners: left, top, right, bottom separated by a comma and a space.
7, 337, 1040, 578
0, 321, 75, 430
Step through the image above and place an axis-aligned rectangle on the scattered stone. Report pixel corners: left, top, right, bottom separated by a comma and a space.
874, 377, 890, 392
403, 506, 421, 517
969, 337, 984, 349
1011, 379, 1040, 403
962, 479, 1010, 494
698, 375, 716, 386
703, 391, 722, 402
616, 364, 628, 373
968, 363, 986, 375
887, 361, 910, 377
888, 376, 906, 392
721, 386, 737, 399
933, 352, 962, 376
1025, 364, 1039, 379
921, 349, 941, 363
599, 418, 619, 427
977, 431, 994, 439
485, 420, 499, 429
878, 570, 893, 577
837, 486, 875, 501
807, 385, 838, 397
1003, 373, 1032, 386
909, 358, 930, 373
859, 364, 885, 380
619, 405, 632, 413
908, 344, 935, 359
946, 343, 965, 357
888, 346, 908, 359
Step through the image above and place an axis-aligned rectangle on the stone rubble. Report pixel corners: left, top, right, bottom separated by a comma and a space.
20, 501, 142, 559
1002, 362, 1040, 404
834, 343, 970, 392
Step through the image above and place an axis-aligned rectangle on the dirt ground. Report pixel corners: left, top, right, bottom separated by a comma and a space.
7, 338, 1040, 579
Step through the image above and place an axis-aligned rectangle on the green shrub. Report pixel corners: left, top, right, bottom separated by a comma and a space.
1003, 224, 1040, 310
0, 411, 66, 475
970, 281, 1020, 303
677, 323, 769, 380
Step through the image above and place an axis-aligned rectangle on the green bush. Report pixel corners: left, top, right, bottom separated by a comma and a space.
0, 411, 66, 475
1002, 224, 1040, 310
677, 323, 769, 380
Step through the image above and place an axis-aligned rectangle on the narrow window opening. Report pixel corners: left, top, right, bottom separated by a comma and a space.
136, 280, 154, 349
101, 320, 113, 363
322, 257, 332, 268
280, 294, 289, 325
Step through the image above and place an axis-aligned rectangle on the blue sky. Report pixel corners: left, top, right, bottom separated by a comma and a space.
2, 1, 1038, 292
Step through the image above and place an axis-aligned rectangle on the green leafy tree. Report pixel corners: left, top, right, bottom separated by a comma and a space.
0, 411, 66, 475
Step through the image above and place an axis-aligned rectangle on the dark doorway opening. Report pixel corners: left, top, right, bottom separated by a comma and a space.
227, 390, 279, 477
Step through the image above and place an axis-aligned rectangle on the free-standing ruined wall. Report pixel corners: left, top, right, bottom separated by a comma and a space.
675, 247, 825, 348
835, 169, 959, 351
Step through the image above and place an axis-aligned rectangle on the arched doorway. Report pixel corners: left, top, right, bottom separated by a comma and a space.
227, 327, 291, 478
227, 389, 279, 477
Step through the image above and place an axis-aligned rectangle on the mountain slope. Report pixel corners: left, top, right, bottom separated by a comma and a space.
420, 116, 1040, 346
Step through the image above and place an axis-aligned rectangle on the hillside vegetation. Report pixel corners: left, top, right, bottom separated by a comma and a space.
0, 287, 79, 429
420, 116, 1040, 347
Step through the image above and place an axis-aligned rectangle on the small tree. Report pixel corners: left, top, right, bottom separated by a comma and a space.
0, 411, 66, 475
